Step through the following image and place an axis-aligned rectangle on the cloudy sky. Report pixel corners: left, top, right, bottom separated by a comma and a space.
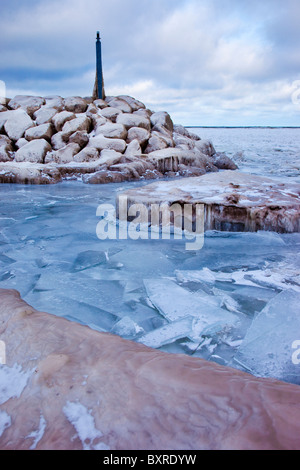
0, 0, 300, 126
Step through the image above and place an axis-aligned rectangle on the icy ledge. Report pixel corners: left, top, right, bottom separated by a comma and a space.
119, 170, 300, 233
0, 288, 300, 450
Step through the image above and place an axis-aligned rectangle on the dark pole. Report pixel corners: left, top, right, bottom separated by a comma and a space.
96, 31, 103, 99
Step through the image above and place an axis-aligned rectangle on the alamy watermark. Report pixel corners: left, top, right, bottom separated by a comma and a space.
292, 340, 300, 365
96, 196, 205, 251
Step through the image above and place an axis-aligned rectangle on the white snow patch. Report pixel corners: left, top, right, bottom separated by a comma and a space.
0, 363, 33, 405
26, 414, 47, 449
0, 410, 11, 437
63, 401, 109, 450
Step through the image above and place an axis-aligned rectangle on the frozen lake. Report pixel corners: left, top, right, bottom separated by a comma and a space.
0, 127, 299, 384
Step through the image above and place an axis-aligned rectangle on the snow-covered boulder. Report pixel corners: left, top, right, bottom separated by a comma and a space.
51, 131, 66, 150
52, 111, 76, 132
95, 122, 127, 140
88, 134, 126, 153
34, 106, 58, 126
4, 109, 35, 141
127, 127, 150, 149
25, 123, 54, 142
124, 139, 142, 157
64, 96, 88, 114
107, 97, 132, 113
73, 146, 99, 162
45, 142, 80, 164
68, 131, 89, 148
118, 95, 146, 111
150, 111, 174, 134
116, 113, 151, 131
99, 106, 122, 122
15, 139, 52, 163
8, 95, 45, 117
61, 115, 91, 140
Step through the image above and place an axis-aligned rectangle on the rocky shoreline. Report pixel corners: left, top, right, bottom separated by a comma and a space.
0, 288, 300, 450
0, 94, 237, 185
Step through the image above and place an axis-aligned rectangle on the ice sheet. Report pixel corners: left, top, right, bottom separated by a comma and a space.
233, 289, 300, 384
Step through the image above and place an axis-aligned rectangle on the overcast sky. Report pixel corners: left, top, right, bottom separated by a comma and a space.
1, 0, 300, 126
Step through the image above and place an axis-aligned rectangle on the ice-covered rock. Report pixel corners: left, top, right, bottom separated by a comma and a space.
0, 162, 62, 183
15, 139, 52, 163
118, 95, 146, 111
150, 111, 174, 134
68, 131, 89, 149
25, 123, 54, 142
1, 288, 300, 450
213, 152, 238, 170
51, 131, 66, 150
99, 106, 122, 122
4, 109, 35, 141
120, 171, 300, 233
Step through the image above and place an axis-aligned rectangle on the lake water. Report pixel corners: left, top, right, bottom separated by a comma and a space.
0, 127, 299, 384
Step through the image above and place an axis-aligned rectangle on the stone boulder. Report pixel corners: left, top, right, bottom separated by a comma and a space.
97, 149, 123, 167
8, 95, 45, 117
15, 139, 52, 163
106, 97, 132, 113
44, 95, 64, 110
93, 99, 108, 109
118, 95, 146, 111
33, 107, 58, 126
194, 139, 216, 156
150, 111, 174, 134
52, 111, 76, 132
68, 131, 89, 149
64, 96, 88, 114
73, 147, 99, 163
124, 139, 142, 157
99, 106, 122, 122
213, 152, 238, 170
95, 122, 127, 140
45, 143, 80, 164
0, 163, 62, 184
127, 126, 150, 149
88, 135, 126, 153
4, 109, 35, 141
116, 113, 151, 131
61, 115, 91, 140
51, 131, 66, 151
25, 123, 54, 142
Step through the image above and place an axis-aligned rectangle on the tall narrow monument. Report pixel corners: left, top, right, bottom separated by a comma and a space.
93, 31, 105, 100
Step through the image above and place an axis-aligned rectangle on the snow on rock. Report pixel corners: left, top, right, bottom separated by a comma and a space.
8, 95, 45, 117
64, 96, 88, 114
0, 288, 300, 450
52, 110, 76, 132
25, 123, 54, 142
0, 93, 244, 186
15, 139, 52, 163
45, 142, 81, 164
4, 109, 35, 141
116, 112, 151, 131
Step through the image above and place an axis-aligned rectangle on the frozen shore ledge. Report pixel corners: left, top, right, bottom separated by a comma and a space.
0, 94, 237, 184
0, 288, 300, 450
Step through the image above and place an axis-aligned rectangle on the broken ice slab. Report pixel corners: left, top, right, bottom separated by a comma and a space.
110, 316, 144, 339
232, 289, 300, 385
137, 316, 194, 349
143, 278, 239, 336
72, 250, 107, 272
